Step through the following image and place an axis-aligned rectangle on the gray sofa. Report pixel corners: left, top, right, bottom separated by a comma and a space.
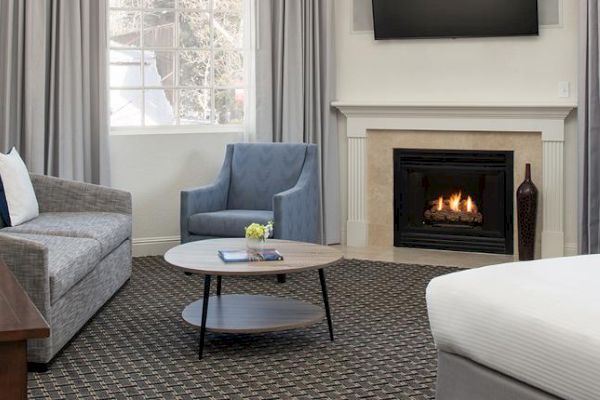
0, 174, 132, 366
181, 143, 321, 244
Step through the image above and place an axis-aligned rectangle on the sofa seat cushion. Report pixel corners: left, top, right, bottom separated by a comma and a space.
3, 233, 102, 303
3, 212, 131, 258
188, 209, 273, 237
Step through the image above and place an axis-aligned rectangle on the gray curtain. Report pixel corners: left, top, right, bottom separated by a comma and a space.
255, 0, 340, 244
579, 0, 600, 253
0, 0, 110, 185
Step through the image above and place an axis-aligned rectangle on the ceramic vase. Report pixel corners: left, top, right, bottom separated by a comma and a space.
516, 163, 538, 261
246, 237, 265, 253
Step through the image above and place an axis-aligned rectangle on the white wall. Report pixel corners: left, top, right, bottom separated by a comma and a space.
334, 0, 579, 253
110, 1, 579, 256
110, 132, 242, 256
335, 1, 577, 104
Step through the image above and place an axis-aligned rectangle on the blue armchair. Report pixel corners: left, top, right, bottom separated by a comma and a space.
181, 143, 321, 246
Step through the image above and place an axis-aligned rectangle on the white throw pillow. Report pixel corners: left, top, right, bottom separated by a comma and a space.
0, 148, 39, 226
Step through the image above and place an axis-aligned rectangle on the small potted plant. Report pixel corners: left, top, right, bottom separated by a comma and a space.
244, 221, 273, 252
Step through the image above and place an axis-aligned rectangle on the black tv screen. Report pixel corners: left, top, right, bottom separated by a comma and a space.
372, 0, 539, 39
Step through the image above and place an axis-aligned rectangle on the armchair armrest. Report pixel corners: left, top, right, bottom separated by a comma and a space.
273, 145, 321, 243
180, 182, 229, 243
0, 233, 50, 319
180, 145, 233, 243
181, 181, 229, 215
30, 174, 131, 215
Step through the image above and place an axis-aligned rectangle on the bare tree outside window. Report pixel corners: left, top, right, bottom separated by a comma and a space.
108, 0, 245, 128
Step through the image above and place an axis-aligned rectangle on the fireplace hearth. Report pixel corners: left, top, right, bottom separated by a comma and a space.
394, 149, 514, 254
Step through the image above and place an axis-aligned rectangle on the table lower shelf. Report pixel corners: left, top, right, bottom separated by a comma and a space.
182, 294, 325, 334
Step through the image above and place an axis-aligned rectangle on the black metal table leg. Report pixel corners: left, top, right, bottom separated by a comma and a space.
198, 275, 211, 359
318, 268, 334, 341
216, 275, 222, 296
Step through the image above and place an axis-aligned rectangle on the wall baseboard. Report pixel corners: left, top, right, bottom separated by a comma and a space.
132, 236, 180, 257
563, 242, 578, 257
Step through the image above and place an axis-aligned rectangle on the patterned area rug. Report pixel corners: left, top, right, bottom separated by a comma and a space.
28, 257, 456, 399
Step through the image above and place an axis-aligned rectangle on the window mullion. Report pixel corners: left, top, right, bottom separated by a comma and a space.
109, 0, 244, 130
140, 6, 146, 127
175, 0, 180, 125
210, 0, 216, 124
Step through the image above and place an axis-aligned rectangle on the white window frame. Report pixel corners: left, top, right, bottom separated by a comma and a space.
107, 0, 249, 135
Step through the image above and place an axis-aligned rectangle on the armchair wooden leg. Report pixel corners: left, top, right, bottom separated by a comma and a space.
277, 274, 286, 284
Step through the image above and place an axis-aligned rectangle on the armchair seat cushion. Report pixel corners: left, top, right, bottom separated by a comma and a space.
3, 212, 131, 258
188, 209, 273, 238
2, 233, 102, 303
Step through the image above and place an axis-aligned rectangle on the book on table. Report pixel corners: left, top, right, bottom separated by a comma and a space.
218, 249, 284, 263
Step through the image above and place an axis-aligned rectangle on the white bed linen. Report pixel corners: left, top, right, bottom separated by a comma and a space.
427, 255, 600, 400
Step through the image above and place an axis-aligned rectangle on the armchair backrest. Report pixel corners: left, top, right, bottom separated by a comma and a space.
227, 143, 309, 210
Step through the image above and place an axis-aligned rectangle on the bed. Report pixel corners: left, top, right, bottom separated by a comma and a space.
426, 255, 600, 400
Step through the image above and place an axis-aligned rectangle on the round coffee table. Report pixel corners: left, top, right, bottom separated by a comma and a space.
164, 238, 343, 359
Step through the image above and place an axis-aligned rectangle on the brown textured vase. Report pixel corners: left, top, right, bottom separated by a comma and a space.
516, 163, 538, 260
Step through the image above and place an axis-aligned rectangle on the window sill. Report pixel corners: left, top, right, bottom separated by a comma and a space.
110, 125, 244, 136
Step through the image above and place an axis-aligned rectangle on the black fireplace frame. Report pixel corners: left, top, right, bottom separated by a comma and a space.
394, 149, 514, 254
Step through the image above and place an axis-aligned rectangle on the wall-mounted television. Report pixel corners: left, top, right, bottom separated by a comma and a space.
372, 0, 539, 40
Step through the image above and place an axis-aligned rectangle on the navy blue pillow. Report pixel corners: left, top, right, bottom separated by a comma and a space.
0, 175, 11, 227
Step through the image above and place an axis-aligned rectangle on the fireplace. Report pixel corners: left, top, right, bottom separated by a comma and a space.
394, 149, 514, 254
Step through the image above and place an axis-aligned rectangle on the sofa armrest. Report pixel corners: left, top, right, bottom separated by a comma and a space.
273, 146, 321, 243
0, 233, 51, 319
30, 174, 132, 215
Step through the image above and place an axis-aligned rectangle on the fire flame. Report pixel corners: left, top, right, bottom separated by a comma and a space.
449, 192, 462, 212
434, 192, 478, 214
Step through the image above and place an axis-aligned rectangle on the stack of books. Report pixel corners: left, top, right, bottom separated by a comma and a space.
218, 249, 284, 263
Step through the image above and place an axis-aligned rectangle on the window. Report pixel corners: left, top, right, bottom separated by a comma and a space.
108, 0, 245, 129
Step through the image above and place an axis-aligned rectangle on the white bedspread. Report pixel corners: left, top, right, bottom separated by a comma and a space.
427, 255, 600, 400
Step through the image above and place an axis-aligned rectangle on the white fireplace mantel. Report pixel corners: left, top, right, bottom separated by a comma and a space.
332, 101, 576, 258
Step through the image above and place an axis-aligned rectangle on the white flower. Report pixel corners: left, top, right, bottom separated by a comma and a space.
264, 221, 274, 240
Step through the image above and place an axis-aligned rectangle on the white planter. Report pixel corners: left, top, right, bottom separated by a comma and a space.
246, 238, 265, 252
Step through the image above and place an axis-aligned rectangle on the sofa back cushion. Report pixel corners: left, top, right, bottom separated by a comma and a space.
227, 143, 307, 210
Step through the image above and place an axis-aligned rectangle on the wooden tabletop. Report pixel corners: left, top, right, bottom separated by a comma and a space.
164, 239, 343, 276
0, 260, 50, 342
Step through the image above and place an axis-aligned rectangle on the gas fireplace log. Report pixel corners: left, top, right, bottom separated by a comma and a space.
428, 199, 478, 214
424, 209, 483, 225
